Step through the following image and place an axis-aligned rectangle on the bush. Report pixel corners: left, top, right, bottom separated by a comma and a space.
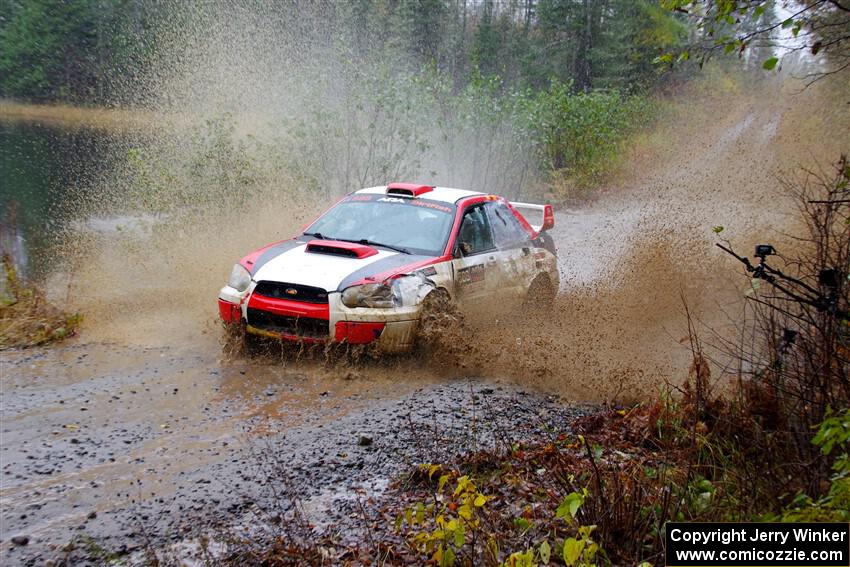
523, 82, 653, 198
778, 408, 850, 522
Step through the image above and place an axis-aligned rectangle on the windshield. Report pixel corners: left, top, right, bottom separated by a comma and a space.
305, 195, 456, 256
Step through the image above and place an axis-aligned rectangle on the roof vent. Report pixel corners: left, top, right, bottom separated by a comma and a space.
386, 183, 434, 198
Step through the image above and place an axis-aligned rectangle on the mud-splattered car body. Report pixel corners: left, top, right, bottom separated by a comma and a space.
218, 183, 558, 353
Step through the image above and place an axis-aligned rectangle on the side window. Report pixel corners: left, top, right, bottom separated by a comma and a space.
487, 202, 531, 248
456, 205, 494, 255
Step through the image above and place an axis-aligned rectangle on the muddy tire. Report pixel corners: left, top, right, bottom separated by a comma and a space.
415, 289, 464, 355
524, 274, 556, 311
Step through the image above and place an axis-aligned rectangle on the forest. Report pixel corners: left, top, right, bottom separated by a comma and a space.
1, 1, 849, 566
0, 0, 687, 103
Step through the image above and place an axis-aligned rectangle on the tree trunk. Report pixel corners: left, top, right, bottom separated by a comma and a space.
576, 0, 594, 92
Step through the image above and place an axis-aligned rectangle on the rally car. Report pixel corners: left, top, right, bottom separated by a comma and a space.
218, 183, 558, 353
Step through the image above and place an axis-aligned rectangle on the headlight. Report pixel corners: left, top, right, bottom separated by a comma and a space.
341, 282, 396, 308
341, 274, 436, 309
227, 263, 251, 292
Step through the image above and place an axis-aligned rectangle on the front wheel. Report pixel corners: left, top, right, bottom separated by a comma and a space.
415, 290, 464, 355
222, 323, 263, 357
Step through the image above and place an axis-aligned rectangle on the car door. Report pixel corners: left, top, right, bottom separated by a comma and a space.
485, 201, 536, 303
451, 204, 500, 306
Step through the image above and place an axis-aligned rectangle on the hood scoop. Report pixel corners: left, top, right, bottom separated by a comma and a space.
305, 240, 379, 259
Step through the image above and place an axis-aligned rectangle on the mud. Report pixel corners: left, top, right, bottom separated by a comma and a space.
1, 343, 584, 565
447, 72, 849, 400
2, 69, 848, 564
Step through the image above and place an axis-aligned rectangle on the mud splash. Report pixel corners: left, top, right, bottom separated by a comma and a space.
5, 13, 849, 561
63, 202, 317, 351
37, 1, 535, 362
34, 18, 848, 403
423, 70, 849, 401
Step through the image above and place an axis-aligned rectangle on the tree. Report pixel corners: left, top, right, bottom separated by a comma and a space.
529, 0, 684, 92
0, 0, 151, 103
661, 0, 850, 83
0, 0, 684, 104
592, 0, 686, 91
0, 0, 96, 100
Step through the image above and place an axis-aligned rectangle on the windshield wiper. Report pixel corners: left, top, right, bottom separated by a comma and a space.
337, 238, 411, 255
303, 231, 326, 239
365, 240, 411, 254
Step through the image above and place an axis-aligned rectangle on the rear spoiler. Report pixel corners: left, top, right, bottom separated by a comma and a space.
510, 201, 555, 233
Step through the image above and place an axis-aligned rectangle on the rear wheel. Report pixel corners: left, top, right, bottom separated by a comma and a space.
524, 274, 556, 311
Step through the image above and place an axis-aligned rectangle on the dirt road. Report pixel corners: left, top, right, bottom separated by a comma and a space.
1, 341, 585, 565
2, 74, 845, 566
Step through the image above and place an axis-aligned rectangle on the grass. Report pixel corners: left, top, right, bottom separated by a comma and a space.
0, 254, 80, 349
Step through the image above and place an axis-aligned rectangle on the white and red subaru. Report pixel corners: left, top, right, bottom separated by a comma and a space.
218, 183, 558, 353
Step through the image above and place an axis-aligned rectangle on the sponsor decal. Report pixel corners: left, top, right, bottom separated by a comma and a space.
409, 199, 453, 213
457, 264, 486, 286
344, 192, 454, 213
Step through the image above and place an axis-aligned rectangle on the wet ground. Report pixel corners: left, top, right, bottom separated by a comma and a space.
2, 76, 845, 565
1, 342, 585, 565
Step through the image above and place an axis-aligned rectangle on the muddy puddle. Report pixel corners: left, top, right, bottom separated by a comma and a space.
0, 341, 443, 560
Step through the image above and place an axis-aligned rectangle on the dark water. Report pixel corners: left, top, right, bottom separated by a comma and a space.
0, 121, 114, 279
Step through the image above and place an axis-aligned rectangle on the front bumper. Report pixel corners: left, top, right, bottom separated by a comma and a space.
218, 285, 420, 353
